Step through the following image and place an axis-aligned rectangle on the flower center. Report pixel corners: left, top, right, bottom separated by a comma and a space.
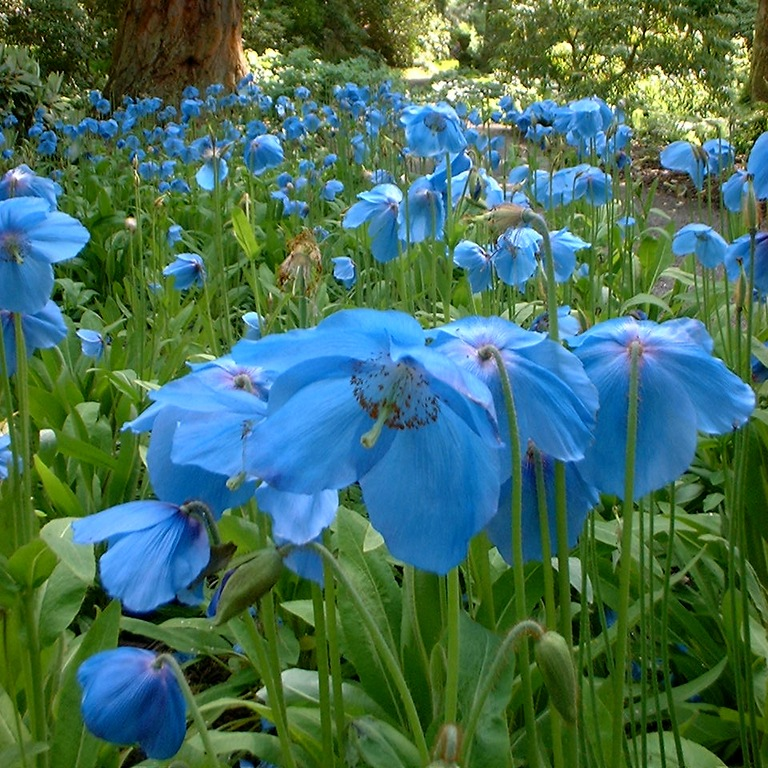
1, 233, 26, 264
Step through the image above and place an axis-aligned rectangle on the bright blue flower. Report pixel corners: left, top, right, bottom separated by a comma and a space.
167, 223, 183, 247
163, 252, 206, 290
486, 450, 598, 565
76, 329, 105, 359
530, 306, 582, 341
237, 309, 501, 573
672, 223, 727, 268
0, 165, 61, 209
725, 231, 768, 294
453, 240, 493, 293
343, 183, 403, 263
332, 256, 357, 289
399, 176, 444, 243
569, 317, 755, 499
256, 483, 338, 545
37, 130, 57, 156
573, 166, 612, 205
78, 648, 186, 759
721, 170, 749, 213
0, 197, 90, 313
0, 300, 67, 376
550, 228, 590, 282
748, 131, 768, 199
703, 138, 734, 175
243, 311, 262, 340
0, 432, 14, 480
192, 138, 229, 190
400, 102, 467, 158
491, 226, 543, 289
427, 315, 598, 465
244, 134, 284, 175
322, 179, 345, 202
660, 141, 707, 191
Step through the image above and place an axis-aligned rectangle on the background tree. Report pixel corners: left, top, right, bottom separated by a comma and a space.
752, 0, 768, 102
106, 0, 248, 103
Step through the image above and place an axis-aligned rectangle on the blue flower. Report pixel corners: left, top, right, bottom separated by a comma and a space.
569, 317, 755, 498
748, 131, 768, 199
453, 240, 493, 293
399, 176, 444, 243
342, 183, 403, 263
722, 170, 749, 213
672, 223, 727, 268
0, 432, 14, 480
332, 256, 357, 289
163, 252, 206, 290
236, 309, 501, 573
725, 231, 768, 295
703, 138, 734, 176
242, 311, 263, 340
78, 648, 186, 759
0, 197, 90, 313
573, 166, 612, 205
0, 164, 61, 209
491, 226, 543, 289
427, 315, 598, 465
550, 228, 590, 281
244, 134, 284, 175
322, 179, 345, 202
167, 223, 183, 247
1, 300, 67, 376
660, 141, 707, 191
400, 103, 467, 158
76, 329, 105, 359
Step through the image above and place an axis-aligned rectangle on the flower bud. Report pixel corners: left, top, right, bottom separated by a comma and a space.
429, 723, 462, 766
213, 547, 284, 625
534, 630, 578, 725
744, 176, 758, 233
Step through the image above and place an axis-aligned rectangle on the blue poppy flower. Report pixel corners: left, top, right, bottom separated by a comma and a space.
427, 315, 598, 466
725, 231, 768, 294
530, 306, 582, 341
0, 197, 90, 313
486, 449, 599, 565
0, 164, 61, 209
569, 317, 755, 499
672, 223, 727, 268
244, 134, 284, 176
550, 228, 590, 281
703, 138, 734, 176
332, 256, 357, 289
322, 179, 345, 202
342, 183, 403, 263
78, 648, 186, 759
242, 311, 263, 340
76, 329, 105, 359
722, 170, 749, 213
491, 226, 542, 289
1, 300, 67, 376
256, 483, 338, 546
660, 141, 707, 191
400, 103, 467, 158
399, 176, 444, 243
453, 240, 493, 293
0, 432, 17, 481
237, 309, 502, 573
573, 166, 612, 205
163, 252, 206, 290
748, 131, 768, 199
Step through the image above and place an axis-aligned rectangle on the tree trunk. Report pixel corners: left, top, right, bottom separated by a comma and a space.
751, 0, 768, 102
106, 0, 248, 104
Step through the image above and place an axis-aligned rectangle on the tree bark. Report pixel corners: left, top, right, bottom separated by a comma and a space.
106, 0, 248, 104
752, 0, 768, 102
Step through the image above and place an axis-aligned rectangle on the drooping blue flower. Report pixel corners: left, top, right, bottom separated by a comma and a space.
453, 240, 493, 293
244, 133, 284, 176
486, 449, 599, 565
0, 432, 15, 480
332, 256, 357, 289
530, 306, 582, 341
427, 315, 598, 467
163, 252, 206, 290
400, 103, 467, 158
569, 317, 755, 499
703, 138, 734, 176
76, 329, 105, 359
748, 131, 768, 199
0, 197, 90, 313
342, 183, 403, 263
322, 179, 345, 202
242, 311, 263, 340
78, 648, 186, 759
1, 300, 67, 376
399, 176, 444, 243
660, 141, 707, 191
721, 170, 749, 213
550, 228, 590, 282
725, 231, 768, 295
573, 166, 612, 205
192, 137, 229, 190
237, 309, 502, 573
0, 164, 61, 209
491, 226, 543, 289
256, 483, 338, 545
672, 223, 727, 268
167, 223, 183, 247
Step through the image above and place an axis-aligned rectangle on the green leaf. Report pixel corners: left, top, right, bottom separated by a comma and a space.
53, 431, 118, 470
638, 732, 727, 767
40, 518, 95, 584
335, 507, 403, 720
38, 562, 89, 647
0, 680, 32, 760
120, 617, 234, 655
231, 206, 262, 261
7, 539, 58, 590
347, 715, 421, 768
50, 601, 121, 768
620, 293, 672, 315
33, 457, 82, 519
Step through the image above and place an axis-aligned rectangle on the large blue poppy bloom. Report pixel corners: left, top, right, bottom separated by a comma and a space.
454, 240, 493, 293
660, 141, 707, 191
342, 183, 403, 263
399, 176, 445, 243
0, 197, 90, 313
400, 102, 467, 158
237, 309, 501, 573
78, 648, 186, 759
427, 315, 598, 468
672, 223, 727, 268
491, 226, 543, 289
748, 131, 768, 199
0, 164, 61, 209
1, 300, 67, 376
725, 231, 768, 295
244, 133, 284, 176
569, 317, 755, 499
163, 252, 206, 290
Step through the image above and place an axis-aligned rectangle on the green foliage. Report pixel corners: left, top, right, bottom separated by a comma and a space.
485, 0, 752, 107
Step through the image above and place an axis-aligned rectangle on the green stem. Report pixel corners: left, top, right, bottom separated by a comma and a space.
610, 340, 642, 768
323, 549, 347, 755
161, 654, 220, 768
444, 567, 461, 724
311, 583, 335, 766
309, 542, 430, 764
22, 592, 48, 768
13, 315, 34, 547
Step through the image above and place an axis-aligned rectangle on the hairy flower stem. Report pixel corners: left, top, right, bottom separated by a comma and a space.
462, 619, 544, 764
22, 593, 48, 768
444, 567, 461, 724
309, 542, 430, 764
323, 549, 346, 755
12, 316, 34, 547
481, 344, 540, 768
160, 654, 220, 767
311, 583, 335, 766
610, 340, 642, 768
